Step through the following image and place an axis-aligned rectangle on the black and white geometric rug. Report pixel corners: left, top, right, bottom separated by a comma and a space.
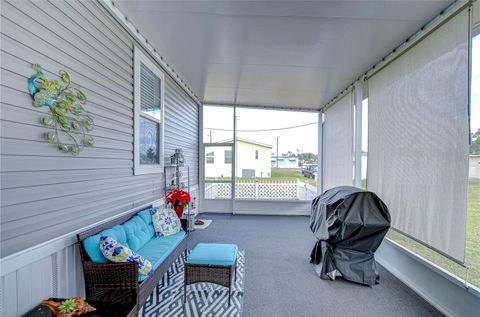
140, 251, 245, 317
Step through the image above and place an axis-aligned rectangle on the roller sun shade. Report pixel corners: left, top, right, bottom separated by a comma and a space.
323, 92, 354, 191
367, 10, 470, 262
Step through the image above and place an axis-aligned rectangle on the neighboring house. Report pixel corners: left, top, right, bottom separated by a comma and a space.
205, 138, 272, 178
271, 155, 299, 168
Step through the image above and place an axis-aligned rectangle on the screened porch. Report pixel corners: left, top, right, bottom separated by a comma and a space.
1, 0, 480, 316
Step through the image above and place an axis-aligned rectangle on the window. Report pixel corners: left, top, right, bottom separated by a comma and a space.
206, 152, 215, 164
225, 150, 232, 164
134, 46, 164, 174
234, 107, 318, 201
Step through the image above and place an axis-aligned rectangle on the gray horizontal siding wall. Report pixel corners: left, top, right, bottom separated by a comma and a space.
0, 0, 199, 257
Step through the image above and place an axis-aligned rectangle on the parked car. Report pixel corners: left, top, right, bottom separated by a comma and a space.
302, 165, 318, 178
301, 164, 314, 176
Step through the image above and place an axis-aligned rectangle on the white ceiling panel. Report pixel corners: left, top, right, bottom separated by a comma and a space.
115, 0, 452, 109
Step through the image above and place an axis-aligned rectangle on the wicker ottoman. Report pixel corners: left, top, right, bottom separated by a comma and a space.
184, 243, 238, 305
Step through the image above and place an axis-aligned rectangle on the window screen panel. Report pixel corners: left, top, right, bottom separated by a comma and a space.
323, 92, 354, 191
367, 10, 469, 262
140, 63, 161, 120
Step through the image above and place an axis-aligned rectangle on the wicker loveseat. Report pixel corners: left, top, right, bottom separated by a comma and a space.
77, 206, 188, 313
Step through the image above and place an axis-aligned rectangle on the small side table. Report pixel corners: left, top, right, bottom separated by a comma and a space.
22, 298, 136, 317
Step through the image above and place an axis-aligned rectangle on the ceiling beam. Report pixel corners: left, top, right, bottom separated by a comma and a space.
204, 101, 321, 113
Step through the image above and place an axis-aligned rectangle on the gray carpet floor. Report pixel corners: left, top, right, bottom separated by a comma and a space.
188, 214, 443, 317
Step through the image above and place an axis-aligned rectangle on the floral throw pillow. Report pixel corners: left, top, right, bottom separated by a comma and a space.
151, 207, 182, 237
99, 236, 153, 277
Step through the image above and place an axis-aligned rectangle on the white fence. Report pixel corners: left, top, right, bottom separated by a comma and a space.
205, 180, 317, 201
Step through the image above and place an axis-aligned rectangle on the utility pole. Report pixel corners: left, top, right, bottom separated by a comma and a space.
276, 136, 280, 168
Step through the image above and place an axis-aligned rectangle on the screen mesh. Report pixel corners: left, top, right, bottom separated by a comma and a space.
323, 92, 354, 191
367, 10, 470, 262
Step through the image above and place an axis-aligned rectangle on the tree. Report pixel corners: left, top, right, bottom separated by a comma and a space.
140, 148, 156, 164
302, 152, 317, 163
471, 128, 480, 155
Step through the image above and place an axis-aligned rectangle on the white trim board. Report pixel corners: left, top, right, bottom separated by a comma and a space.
376, 238, 480, 317
234, 200, 310, 216
133, 45, 166, 175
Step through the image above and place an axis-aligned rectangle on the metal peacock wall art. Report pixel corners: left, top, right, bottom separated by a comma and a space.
28, 64, 94, 155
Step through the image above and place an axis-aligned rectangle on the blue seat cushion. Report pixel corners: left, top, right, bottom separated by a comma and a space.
82, 208, 153, 263
186, 243, 238, 266
137, 208, 156, 239
136, 231, 186, 282
83, 224, 128, 263
122, 215, 152, 252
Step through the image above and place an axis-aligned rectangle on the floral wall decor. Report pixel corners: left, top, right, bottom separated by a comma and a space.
28, 64, 94, 155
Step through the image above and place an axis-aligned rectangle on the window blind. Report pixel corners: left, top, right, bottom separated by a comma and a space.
367, 10, 470, 262
323, 92, 354, 191
140, 63, 161, 120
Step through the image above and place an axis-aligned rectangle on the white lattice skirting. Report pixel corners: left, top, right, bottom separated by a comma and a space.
205, 181, 317, 200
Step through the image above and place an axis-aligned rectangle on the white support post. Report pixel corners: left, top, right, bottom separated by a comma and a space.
199, 103, 205, 212
232, 105, 237, 213
354, 80, 363, 188
317, 112, 323, 195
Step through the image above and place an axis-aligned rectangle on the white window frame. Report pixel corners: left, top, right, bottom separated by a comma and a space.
206, 151, 215, 164
134, 46, 165, 175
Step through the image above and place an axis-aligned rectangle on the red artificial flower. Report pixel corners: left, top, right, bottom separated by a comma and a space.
165, 189, 191, 207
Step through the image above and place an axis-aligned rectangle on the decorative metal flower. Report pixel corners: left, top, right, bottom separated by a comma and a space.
28, 64, 94, 155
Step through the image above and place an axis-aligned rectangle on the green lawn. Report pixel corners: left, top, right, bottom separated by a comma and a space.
387, 180, 480, 287
271, 168, 317, 186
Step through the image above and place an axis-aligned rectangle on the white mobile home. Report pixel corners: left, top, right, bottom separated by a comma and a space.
206, 138, 272, 178
271, 155, 299, 168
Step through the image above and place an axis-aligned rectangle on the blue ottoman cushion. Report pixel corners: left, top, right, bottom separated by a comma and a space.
186, 243, 238, 266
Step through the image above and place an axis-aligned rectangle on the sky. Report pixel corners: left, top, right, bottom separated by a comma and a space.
203, 34, 480, 156
203, 106, 318, 154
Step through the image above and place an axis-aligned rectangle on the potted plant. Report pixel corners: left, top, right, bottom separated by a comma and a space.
166, 189, 191, 218
42, 297, 96, 317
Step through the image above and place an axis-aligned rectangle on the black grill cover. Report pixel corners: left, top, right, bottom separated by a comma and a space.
310, 186, 391, 286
